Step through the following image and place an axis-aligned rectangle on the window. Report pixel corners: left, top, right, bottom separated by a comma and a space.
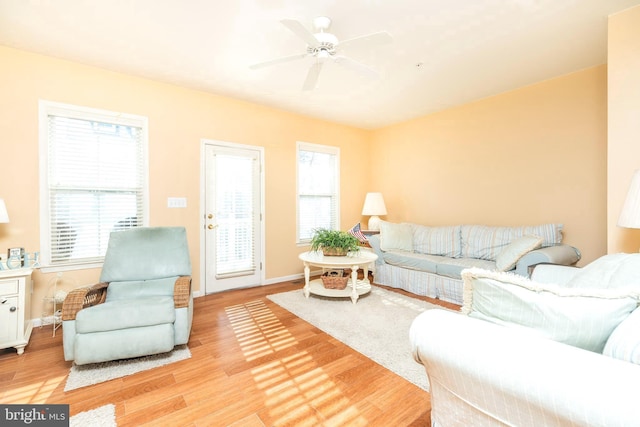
296, 142, 340, 243
39, 101, 148, 270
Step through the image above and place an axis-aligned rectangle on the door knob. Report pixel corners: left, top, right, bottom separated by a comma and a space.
207, 214, 214, 219
208, 224, 219, 230
10, 306, 17, 312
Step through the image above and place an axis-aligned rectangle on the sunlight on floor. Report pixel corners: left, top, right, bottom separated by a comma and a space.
225, 299, 369, 425
2, 375, 66, 404
225, 300, 297, 361
374, 287, 426, 312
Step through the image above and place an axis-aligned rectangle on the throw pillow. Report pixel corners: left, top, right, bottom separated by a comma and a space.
495, 234, 543, 271
461, 268, 639, 353
412, 224, 462, 258
603, 308, 640, 365
379, 221, 413, 252
461, 224, 563, 260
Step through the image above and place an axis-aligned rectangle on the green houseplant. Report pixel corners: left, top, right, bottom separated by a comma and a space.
310, 228, 360, 256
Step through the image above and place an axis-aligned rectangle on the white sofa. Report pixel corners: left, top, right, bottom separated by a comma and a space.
367, 222, 581, 305
410, 254, 640, 426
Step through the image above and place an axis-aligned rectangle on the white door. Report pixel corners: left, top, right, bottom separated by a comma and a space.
202, 141, 263, 293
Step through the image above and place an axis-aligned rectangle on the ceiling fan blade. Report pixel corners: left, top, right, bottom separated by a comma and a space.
336, 31, 393, 50
281, 19, 320, 48
303, 62, 323, 91
249, 53, 308, 70
334, 56, 380, 79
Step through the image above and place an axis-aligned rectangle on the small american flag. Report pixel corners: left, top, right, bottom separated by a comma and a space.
347, 222, 368, 243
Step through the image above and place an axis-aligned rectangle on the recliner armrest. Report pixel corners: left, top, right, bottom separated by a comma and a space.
61, 282, 109, 321
514, 244, 581, 277
174, 275, 192, 308
365, 234, 386, 265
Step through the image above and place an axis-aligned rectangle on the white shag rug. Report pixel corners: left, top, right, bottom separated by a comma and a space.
267, 285, 454, 390
64, 345, 191, 391
70, 404, 116, 427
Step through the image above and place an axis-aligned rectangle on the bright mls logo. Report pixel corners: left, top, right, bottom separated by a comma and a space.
1, 405, 69, 426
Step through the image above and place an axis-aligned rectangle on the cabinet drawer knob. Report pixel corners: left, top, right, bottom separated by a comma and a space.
9, 306, 17, 312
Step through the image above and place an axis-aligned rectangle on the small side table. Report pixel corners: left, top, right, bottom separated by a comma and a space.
0, 268, 34, 355
299, 251, 378, 304
360, 230, 380, 249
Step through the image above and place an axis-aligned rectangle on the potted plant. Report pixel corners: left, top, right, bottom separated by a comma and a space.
310, 228, 360, 256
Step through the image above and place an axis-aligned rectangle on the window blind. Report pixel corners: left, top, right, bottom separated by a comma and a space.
43, 105, 147, 267
297, 143, 339, 242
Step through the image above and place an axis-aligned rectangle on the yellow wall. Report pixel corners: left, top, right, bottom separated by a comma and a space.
608, 5, 640, 253
371, 66, 608, 265
0, 46, 371, 315
0, 24, 629, 320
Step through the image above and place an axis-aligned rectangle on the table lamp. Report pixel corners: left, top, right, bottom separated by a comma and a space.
618, 170, 640, 229
0, 199, 8, 224
362, 192, 387, 231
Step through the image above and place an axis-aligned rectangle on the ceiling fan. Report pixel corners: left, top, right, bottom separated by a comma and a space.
250, 16, 392, 91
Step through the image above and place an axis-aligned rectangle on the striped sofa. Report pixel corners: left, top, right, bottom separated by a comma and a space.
410, 255, 640, 426
368, 222, 581, 305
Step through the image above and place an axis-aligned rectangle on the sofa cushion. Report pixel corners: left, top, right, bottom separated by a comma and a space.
383, 251, 446, 273
461, 268, 638, 353
379, 221, 412, 252
100, 226, 191, 282
105, 276, 179, 301
73, 323, 175, 365
603, 307, 640, 365
461, 224, 563, 261
566, 253, 640, 291
411, 224, 461, 257
436, 258, 497, 279
76, 296, 176, 333
495, 235, 543, 271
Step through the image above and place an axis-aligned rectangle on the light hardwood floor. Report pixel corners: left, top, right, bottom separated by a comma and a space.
0, 280, 458, 426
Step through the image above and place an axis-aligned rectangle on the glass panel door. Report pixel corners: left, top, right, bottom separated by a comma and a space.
204, 142, 262, 293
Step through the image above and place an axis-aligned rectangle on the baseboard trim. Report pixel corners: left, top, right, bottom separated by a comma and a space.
193, 271, 318, 298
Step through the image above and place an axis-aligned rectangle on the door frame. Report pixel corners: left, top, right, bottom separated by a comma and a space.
199, 138, 265, 295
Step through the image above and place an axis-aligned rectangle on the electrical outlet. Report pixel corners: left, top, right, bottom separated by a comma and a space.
167, 197, 187, 208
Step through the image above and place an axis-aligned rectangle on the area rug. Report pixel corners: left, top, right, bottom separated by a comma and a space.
267, 286, 454, 390
70, 404, 117, 427
64, 345, 191, 392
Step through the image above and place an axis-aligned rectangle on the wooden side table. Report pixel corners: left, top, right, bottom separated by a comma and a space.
299, 251, 378, 304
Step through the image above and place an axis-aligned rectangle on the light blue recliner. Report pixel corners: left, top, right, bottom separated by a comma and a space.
62, 227, 192, 365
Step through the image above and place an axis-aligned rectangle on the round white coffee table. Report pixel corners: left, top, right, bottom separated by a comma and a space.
298, 250, 378, 304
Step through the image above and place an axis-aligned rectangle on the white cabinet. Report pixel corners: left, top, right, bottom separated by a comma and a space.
0, 268, 33, 355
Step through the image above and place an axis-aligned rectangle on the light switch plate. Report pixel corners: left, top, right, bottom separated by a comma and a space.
167, 197, 187, 208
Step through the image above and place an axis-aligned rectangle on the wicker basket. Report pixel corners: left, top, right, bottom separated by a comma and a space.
321, 272, 348, 289
322, 247, 348, 256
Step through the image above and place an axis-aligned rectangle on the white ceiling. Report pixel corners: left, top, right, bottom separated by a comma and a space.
1, 0, 639, 130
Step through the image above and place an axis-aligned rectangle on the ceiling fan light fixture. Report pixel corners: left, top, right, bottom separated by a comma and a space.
251, 16, 393, 91
318, 50, 330, 61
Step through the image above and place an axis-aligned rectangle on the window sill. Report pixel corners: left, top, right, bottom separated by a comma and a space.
38, 261, 103, 274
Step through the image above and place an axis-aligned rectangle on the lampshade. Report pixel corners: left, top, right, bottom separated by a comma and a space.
362, 192, 387, 216
618, 170, 640, 228
362, 192, 387, 231
0, 199, 9, 224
